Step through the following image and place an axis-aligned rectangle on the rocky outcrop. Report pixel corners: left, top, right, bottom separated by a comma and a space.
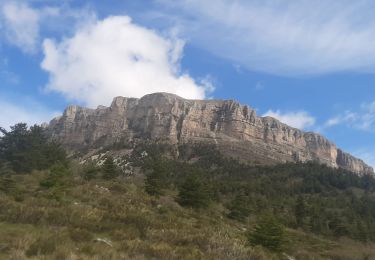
47, 92, 374, 175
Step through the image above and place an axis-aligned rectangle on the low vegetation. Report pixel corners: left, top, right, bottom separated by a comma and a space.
1, 123, 375, 259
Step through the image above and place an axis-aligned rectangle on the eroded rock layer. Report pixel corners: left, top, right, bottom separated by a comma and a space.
48, 93, 374, 175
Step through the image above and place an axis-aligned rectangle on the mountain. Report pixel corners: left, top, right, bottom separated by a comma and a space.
47, 92, 374, 175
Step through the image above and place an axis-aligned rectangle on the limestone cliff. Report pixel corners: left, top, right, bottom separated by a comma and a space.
47, 92, 374, 175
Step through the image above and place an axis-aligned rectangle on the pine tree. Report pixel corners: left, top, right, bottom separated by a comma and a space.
295, 195, 306, 227
102, 157, 119, 180
0, 123, 67, 173
227, 193, 251, 221
249, 216, 284, 251
309, 211, 323, 234
82, 164, 99, 181
177, 174, 210, 209
355, 221, 368, 242
329, 215, 348, 237
40, 162, 70, 189
145, 160, 168, 196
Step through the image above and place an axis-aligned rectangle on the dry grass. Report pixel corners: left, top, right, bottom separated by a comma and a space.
0, 171, 374, 259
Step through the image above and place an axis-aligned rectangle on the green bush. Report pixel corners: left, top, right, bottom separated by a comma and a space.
40, 162, 70, 189
102, 157, 119, 180
227, 193, 251, 221
295, 195, 306, 227
0, 123, 67, 173
177, 174, 210, 209
145, 159, 168, 196
82, 163, 99, 181
248, 216, 284, 251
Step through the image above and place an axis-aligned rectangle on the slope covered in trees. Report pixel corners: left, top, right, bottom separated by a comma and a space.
141, 143, 375, 243
1, 124, 375, 259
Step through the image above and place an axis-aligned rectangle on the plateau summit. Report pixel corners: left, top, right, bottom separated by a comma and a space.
47, 93, 374, 175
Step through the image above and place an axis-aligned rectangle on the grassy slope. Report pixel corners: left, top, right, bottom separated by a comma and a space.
1, 170, 375, 260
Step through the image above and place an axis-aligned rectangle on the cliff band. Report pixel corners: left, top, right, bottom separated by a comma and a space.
47, 93, 374, 175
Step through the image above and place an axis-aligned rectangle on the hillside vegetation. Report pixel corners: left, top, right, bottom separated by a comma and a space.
1, 124, 375, 259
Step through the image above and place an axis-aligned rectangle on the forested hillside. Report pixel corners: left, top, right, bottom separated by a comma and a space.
1, 124, 375, 259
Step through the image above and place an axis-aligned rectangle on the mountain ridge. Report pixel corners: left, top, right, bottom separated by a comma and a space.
47, 92, 374, 175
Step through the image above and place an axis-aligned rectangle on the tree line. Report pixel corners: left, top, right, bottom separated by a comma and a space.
2, 123, 375, 252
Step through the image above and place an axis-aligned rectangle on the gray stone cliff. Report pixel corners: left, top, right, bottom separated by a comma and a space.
47, 92, 374, 175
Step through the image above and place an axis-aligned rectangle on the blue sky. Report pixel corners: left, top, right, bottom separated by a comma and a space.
0, 0, 374, 166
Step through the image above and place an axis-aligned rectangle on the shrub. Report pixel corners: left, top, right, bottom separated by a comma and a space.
177, 174, 210, 209
109, 182, 128, 193
0, 161, 14, 176
26, 236, 58, 257
0, 175, 17, 194
227, 193, 251, 221
122, 213, 151, 239
145, 159, 168, 196
248, 216, 284, 252
69, 228, 93, 242
80, 244, 95, 256
295, 195, 306, 227
40, 162, 70, 189
82, 164, 99, 181
102, 157, 119, 180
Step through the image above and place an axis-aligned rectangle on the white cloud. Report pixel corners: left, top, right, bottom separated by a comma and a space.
324, 101, 375, 131
158, 0, 375, 75
357, 101, 375, 131
0, 57, 19, 84
324, 111, 358, 127
263, 110, 316, 129
0, 1, 89, 54
1, 2, 40, 53
255, 81, 265, 91
0, 99, 57, 130
41, 16, 213, 107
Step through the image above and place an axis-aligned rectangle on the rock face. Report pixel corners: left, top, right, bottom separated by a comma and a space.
48, 92, 374, 175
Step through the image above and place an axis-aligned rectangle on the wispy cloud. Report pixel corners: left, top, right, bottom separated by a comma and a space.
324, 101, 375, 131
0, 58, 19, 84
255, 81, 265, 91
0, 98, 58, 130
0, 1, 94, 54
158, 0, 375, 76
0, 1, 41, 53
324, 111, 358, 128
263, 110, 316, 129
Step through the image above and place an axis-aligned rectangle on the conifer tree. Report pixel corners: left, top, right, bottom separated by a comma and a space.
295, 195, 306, 227
102, 157, 119, 180
329, 215, 348, 237
40, 162, 70, 189
227, 193, 251, 221
145, 160, 168, 196
177, 174, 210, 209
82, 163, 99, 181
249, 216, 284, 251
355, 221, 368, 242
0, 123, 67, 173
